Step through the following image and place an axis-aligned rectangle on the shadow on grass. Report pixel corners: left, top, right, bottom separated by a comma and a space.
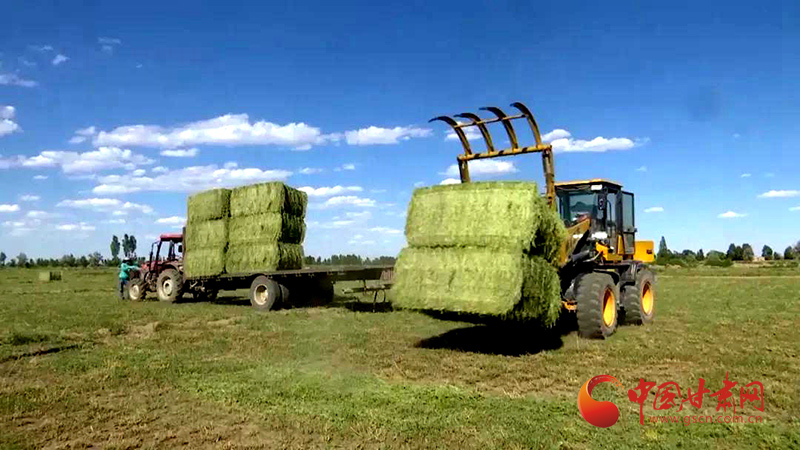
416, 315, 576, 356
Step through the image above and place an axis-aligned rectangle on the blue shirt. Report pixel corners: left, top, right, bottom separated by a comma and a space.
119, 262, 138, 280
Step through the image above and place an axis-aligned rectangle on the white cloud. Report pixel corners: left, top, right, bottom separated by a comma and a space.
541, 129, 572, 142
307, 220, 355, 229
644, 206, 664, 213
94, 114, 332, 150
345, 211, 372, 220
2, 147, 154, 173
20, 195, 39, 202
413, 181, 425, 187
151, 166, 168, 173
320, 196, 376, 208
539, 129, 641, 153
29, 44, 54, 52
98, 37, 122, 45
636, 166, 647, 172
299, 167, 323, 175
298, 185, 363, 197
765, 173, 775, 178
344, 126, 431, 145
56, 222, 95, 231
103, 218, 126, 224
442, 159, 517, 178
733, 133, 741, 139
369, 227, 402, 235
160, 148, 199, 158
131, 169, 146, 177
718, 211, 747, 219
341, 163, 355, 171
758, 190, 799, 198
370, 189, 387, 193
57, 198, 154, 214
26, 210, 55, 219
92, 164, 292, 194
0, 73, 38, 88
69, 126, 97, 144
156, 216, 185, 225
445, 127, 483, 142
0, 105, 20, 137
0, 204, 20, 212
440, 178, 460, 185
740, 173, 751, 178
789, 206, 800, 211
52, 54, 69, 66
2, 221, 26, 228
33, 175, 48, 180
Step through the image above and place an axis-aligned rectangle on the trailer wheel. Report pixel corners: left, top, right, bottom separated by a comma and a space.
310, 279, 334, 306
284, 278, 334, 307
128, 278, 147, 301
622, 269, 655, 325
157, 268, 184, 303
575, 272, 618, 339
249, 275, 282, 311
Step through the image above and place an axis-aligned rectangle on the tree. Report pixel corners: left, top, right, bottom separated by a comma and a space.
16, 252, 28, 267
122, 234, 130, 258
696, 249, 704, 261
658, 236, 670, 258
0, 251, 5, 267
110, 235, 121, 262
129, 235, 137, 257
785, 246, 796, 260
741, 244, 754, 262
88, 252, 103, 267
762, 245, 774, 260
726, 243, 737, 260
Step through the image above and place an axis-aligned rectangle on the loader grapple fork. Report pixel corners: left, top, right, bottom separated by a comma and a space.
429, 102, 557, 209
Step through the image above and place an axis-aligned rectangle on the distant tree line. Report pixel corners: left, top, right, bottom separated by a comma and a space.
656, 236, 800, 267
0, 234, 141, 268
304, 254, 396, 266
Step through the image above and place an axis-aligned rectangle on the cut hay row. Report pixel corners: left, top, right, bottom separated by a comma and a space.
187, 188, 231, 222
184, 218, 228, 250
228, 213, 305, 245
225, 243, 304, 274
184, 248, 227, 278
405, 182, 564, 263
389, 247, 561, 326
230, 182, 308, 218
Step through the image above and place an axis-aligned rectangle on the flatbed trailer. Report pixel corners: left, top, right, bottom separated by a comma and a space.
184, 264, 395, 310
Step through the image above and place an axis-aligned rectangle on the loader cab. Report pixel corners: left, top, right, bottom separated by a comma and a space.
555, 179, 637, 258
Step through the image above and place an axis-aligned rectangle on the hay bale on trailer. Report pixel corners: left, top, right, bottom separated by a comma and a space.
230, 182, 307, 218
184, 188, 231, 278
390, 181, 566, 326
226, 243, 304, 274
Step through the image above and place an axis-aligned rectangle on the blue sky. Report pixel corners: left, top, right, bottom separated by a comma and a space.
0, 0, 797, 259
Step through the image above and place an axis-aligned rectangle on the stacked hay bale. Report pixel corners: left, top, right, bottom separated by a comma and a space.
184, 188, 231, 277
391, 181, 567, 325
225, 182, 307, 273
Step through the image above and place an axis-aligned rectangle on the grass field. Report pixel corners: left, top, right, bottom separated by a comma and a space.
1, 267, 798, 449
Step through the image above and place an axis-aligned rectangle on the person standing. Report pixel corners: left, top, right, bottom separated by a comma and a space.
118, 258, 138, 300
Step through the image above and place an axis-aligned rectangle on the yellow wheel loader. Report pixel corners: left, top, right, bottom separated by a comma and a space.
432, 102, 656, 338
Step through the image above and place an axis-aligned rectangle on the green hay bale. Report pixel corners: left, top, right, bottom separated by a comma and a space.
187, 188, 231, 222
533, 205, 568, 266
228, 213, 305, 245
38, 271, 62, 282
406, 182, 550, 249
230, 182, 307, 218
184, 248, 226, 278
225, 243, 304, 273
184, 218, 228, 250
390, 247, 561, 326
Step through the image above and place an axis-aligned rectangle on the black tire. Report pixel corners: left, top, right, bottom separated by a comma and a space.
310, 279, 334, 306
575, 272, 619, 339
622, 269, 655, 325
128, 278, 147, 301
156, 268, 184, 303
286, 278, 334, 307
194, 289, 218, 302
249, 275, 282, 311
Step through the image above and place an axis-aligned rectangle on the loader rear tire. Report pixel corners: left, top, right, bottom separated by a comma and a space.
575, 272, 618, 339
622, 269, 655, 325
157, 269, 184, 303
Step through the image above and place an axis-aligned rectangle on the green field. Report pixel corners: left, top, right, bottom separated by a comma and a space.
1, 268, 798, 449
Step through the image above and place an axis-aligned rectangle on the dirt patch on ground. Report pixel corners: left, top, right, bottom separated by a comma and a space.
128, 321, 162, 339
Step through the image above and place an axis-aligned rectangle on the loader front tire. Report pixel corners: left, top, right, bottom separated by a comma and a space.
575, 272, 618, 339
622, 269, 655, 325
157, 269, 184, 303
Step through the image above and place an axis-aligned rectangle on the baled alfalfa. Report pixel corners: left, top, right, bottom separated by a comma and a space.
184, 248, 226, 278
187, 188, 231, 222
227, 213, 305, 245
184, 218, 228, 250
406, 182, 544, 250
225, 243, 304, 274
230, 182, 308, 218
532, 205, 568, 266
389, 247, 562, 325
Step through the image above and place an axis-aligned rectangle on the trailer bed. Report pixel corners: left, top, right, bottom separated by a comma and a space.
185, 264, 394, 291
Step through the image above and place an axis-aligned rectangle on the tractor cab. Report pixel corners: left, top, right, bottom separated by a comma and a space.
143, 233, 184, 272
555, 179, 651, 262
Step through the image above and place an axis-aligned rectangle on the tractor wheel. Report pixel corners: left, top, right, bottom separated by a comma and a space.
128, 278, 147, 301
575, 272, 619, 339
156, 269, 184, 303
622, 269, 655, 325
249, 275, 282, 311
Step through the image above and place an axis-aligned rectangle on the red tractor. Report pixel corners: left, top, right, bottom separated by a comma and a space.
127, 233, 217, 302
